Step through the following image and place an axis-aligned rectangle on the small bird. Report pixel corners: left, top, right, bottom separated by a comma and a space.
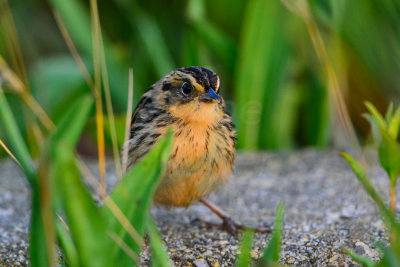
126, 67, 266, 233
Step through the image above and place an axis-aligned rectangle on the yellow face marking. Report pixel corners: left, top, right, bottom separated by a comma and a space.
193, 82, 206, 94
170, 72, 207, 94
184, 75, 206, 94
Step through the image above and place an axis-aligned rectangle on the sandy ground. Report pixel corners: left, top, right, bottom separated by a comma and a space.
0, 149, 397, 266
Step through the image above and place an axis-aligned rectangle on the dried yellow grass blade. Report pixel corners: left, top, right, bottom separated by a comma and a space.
108, 231, 140, 263
281, 0, 362, 157
53, 11, 94, 91
122, 68, 134, 175
99, 33, 122, 178
90, 0, 106, 200
0, 0, 28, 84
0, 138, 21, 167
0, 56, 55, 131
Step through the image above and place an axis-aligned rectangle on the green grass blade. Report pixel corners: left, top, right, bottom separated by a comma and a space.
135, 13, 175, 76
236, 229, 254, 267
0, 88, 35, 181
191, 19, 236, 71
341, 153, 400, 256
388, 107, 400, 139
363, 114, 380, 142
340, 151, 400, 236
187, 0, 236, 73
378, 131, 400, 182
30, 56, 88, 123
114, 1, 176, 77
258, 204, 284, 265
365, 101, 387, 130
375, 242, 400, 267
47, 93, 93, 212
103, 129, 173, 266
51, 94, 93, 149
48, 91, 114, 265
49, 0, 92, 56
385, 103, 394, 125
299, 74, 331, 147
147, 218, 172, 267
55, 221, 79, 267
49, 0, 129, 110
52, 144, 112, 267
340, 153, 387, 212
30, 184, 52, 267
343, 247, 376, 267
234, 0, 291, 149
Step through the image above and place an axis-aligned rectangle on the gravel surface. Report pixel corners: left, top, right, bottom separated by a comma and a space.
0, 149, 397, 266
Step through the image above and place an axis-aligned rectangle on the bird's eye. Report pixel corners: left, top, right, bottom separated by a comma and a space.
181, 83, 193, 96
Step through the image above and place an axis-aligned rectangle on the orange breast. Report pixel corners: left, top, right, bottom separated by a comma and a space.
153, 102, 235, 207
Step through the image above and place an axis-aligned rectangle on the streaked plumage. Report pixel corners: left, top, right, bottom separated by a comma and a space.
126, 67, 236, 207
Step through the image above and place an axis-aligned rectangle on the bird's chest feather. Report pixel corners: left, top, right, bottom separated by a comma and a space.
153, 102, 235, 206
166, 101, 229, 174
170, 122, 218, 170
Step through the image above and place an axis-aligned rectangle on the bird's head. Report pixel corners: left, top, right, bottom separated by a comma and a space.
156, 66, 224, 123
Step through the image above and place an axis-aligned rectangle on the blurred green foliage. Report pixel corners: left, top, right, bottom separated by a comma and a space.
2, 1, 399, 265
0, 85, 176, 266
340, 103, 400, 267
364, 102, 400, 213
236, 204, 285, 267
1, 0, 400, 153
341, 151, 400, 266
1, 82, 286, 265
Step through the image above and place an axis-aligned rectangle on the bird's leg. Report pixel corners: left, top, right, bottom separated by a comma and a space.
199, 198, 271, 234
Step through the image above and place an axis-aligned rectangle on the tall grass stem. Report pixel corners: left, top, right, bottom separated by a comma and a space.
122, 68, 134, 175
90, 0, 106, 200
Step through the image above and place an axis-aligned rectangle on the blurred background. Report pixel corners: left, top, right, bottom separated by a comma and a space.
1, 0, 399, 156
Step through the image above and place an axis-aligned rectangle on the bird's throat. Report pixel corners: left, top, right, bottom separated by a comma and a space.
168, 101, 223, 125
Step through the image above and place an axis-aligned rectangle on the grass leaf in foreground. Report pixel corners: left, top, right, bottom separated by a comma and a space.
257, 203, 284, 266
363, 102, 400, 213
147, 217, 172, 267
343, 248, 376, 267
236, 229, 254, 267
0, 88, 35, 181
103, 129, 173, 266
341, 152, 400, 265
49, 93, 106, 267
51, 94, 93, 149
55, 221, 79, 267
340, 153, 388, 216
342, 247, 376, 267
375, 242, 400, 267
30, 184, 54, 267
52, 144, 111, 267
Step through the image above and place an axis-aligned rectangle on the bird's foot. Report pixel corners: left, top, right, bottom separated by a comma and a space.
198, 198, 271, 235
197, 216, 272, 235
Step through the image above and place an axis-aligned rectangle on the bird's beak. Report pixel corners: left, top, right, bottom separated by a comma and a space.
199, 88, 220, 103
